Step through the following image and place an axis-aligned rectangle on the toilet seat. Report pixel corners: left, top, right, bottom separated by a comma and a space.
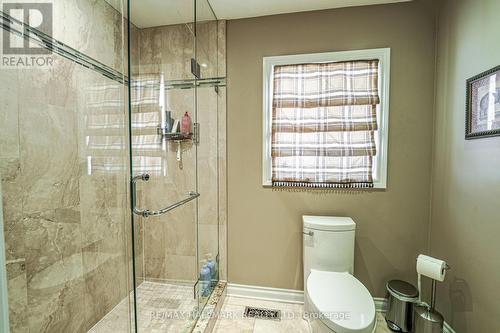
306, 270, 376, 333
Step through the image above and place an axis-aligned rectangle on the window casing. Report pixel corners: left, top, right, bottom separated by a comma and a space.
262, 48, 390, 188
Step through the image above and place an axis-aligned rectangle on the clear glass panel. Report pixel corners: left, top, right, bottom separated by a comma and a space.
128, 0, 224, 331
0, 1, 133, 332
196, 0, 219, 80
195, 0, 220, 314
128, 0, 202, 332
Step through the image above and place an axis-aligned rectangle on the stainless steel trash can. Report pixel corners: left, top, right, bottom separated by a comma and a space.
385, 280, 419, 332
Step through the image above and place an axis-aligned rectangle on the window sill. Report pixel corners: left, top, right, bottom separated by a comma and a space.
262, 181, 386, 190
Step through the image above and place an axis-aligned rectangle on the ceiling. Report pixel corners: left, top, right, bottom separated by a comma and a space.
106, 0, 412, 29
211, 0, 412, 21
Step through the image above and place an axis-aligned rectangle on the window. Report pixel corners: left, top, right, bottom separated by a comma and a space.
262, 48, 390, 189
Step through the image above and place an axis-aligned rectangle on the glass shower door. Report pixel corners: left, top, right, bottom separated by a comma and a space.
0, 1, 134, 332
195, 0, 221, 314
128, 1, 201, 332
128, 0, 223, 331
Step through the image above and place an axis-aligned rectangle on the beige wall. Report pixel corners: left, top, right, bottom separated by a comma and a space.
227, 0, 437, 296
430, 0, 500, 332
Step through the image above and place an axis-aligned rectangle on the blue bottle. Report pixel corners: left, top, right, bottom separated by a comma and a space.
200, 261, 211, 297
206, 253, 217, 280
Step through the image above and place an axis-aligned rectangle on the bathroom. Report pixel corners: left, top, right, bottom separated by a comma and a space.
0, 0, 498, 333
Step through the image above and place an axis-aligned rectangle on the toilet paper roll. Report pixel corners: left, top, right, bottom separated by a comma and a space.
416, 254, 447, 282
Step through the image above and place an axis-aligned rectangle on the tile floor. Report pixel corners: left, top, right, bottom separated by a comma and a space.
89, 285, 394, 333
213, 296, 393, 333
89, 281, 199, 333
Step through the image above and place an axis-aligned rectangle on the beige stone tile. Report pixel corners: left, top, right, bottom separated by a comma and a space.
83, 251, 129, 331
6, 261, 29, 333
0, 70, 19, 159
52, 0, 123, 72
145, 254, 197, 282
217, 21, 227, 78
214, 303, 255, 333
27, 272, 86, 332
198, 224, 219, 260
139, 23, 194, 80
90, 282, 199, 333
78, 176, 127, 251
375, 312, 393, 333
19, 104, 80, 214
24, 207, 83, 287
213, 297, 308, 333
0, 158, 24, 262
213, 298, 396, 333
253, 317, 310, 333
213, 319, 255, 333
196, 21, 218, 79
162, 203, 197, 256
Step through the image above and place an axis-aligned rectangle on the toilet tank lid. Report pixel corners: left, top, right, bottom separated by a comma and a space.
303, 216, 356, 231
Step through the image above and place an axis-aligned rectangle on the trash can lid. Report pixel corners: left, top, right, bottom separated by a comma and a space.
387, 280, 419, 299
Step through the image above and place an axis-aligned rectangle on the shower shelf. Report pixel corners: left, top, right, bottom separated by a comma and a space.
160, 131, 193, 142
158, 123, 199, 145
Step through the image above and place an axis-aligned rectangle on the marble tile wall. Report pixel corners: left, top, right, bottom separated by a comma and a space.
0, 1, 133, 332
0, 2, 227, 331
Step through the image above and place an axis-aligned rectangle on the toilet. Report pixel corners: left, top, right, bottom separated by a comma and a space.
303, 216, 376, 333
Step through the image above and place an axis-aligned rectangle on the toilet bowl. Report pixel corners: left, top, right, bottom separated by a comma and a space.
303, 216, 376, 333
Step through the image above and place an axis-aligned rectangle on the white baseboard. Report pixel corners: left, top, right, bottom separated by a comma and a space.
373, 297, 387, 312
227, 283, 456, 333
227, 283, 304, 304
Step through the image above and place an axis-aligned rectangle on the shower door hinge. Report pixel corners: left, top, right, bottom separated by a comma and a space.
193, 122, 200, 145
191, 58, 201, 78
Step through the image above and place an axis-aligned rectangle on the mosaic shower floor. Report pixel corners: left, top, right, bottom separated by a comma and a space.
88, 281, 199, 333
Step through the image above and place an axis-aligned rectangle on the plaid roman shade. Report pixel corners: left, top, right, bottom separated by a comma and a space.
271, 60, 380, 188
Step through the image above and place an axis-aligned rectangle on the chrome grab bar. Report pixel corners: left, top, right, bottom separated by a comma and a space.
131, 173, 200, 218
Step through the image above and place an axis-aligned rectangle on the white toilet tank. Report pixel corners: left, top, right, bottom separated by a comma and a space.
303, 216, 355, 284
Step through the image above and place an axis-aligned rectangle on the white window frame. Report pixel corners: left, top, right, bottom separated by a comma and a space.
262, 48, 391, 189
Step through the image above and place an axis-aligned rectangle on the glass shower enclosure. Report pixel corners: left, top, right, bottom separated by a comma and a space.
128, 0, 223, 331
0, 0, 225, 332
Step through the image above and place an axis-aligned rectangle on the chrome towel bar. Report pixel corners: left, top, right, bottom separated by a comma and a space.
131, 173, 200, 218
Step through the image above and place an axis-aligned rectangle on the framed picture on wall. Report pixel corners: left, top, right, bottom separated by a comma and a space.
466, 65, 500, 139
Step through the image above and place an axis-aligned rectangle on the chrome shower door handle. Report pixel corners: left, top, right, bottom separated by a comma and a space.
145, 192, 199, 217
131, 173, 200, 218
131, 173, 150, 217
